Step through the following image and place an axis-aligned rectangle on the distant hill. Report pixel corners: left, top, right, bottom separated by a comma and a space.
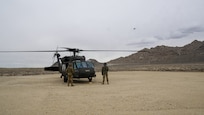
88, 59, 103, 71
108, 40, 204, 65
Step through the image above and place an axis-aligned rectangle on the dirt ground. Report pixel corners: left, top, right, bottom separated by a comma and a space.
0, 71, 204, 115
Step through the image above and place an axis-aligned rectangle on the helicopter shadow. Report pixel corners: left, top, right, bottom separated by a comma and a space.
73, 79, 88, 83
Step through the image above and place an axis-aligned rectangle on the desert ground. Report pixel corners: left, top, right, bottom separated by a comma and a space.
0, 71, 204, 115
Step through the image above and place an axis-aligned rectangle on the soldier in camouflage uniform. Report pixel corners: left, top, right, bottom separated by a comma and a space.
66, 64, 74, 86
102, 63, 109, 84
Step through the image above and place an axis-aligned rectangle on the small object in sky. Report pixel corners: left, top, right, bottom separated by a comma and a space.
133, 28, 136, 30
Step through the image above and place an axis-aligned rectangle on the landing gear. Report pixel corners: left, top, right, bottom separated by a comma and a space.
64, 75, 68, 83
88, 77, 92, 82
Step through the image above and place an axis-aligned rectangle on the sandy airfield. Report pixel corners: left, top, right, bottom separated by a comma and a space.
0, 71, 204, 115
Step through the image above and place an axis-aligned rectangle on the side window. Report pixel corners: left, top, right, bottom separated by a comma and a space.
73, 63, 77, 69
62, 64, 66, 72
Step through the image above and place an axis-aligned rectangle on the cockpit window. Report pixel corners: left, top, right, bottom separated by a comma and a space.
81, 62, 88, 68
87, 62, 94, 68
73, 63, 77, 69
74, 61, 94, 69
75, 62, 83, 68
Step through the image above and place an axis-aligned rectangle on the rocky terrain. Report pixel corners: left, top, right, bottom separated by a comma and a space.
92, 40, 204, 72
109, 40, 204, 64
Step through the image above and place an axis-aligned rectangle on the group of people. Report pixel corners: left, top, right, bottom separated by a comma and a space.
66, 63, 109, 87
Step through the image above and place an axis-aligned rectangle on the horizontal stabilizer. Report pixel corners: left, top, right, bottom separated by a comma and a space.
44, 67, 59, 71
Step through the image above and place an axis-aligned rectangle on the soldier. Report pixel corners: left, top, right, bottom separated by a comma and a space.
102, 63, 109, 84
66, 63, 74, 86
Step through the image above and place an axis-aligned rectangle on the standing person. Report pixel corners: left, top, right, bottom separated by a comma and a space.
66, 63, 74, 86
102, 63, 109, 84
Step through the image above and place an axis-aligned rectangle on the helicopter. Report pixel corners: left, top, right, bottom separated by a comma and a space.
0, 48, 136, 82
44, 48, 97, 82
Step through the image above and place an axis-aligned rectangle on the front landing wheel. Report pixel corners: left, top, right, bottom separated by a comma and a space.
64, 75, 68, 83
88, 77, 92, 82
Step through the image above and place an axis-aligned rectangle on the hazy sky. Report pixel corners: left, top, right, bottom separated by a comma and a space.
0, 0, 204, 67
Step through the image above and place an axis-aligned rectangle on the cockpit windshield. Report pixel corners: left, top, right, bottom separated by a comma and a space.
74, 61, 94, 69
87, 62, 94, 68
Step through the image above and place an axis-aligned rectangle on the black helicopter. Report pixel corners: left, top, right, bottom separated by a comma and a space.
0, 48, 136, 82
44, 48, 97, 82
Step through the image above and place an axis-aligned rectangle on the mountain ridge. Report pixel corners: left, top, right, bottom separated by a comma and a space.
108, 40, 204, 65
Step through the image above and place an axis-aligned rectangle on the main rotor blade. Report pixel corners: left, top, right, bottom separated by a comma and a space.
0, 49, 137, 53
60, 47, 137, 52
0, 50, 67, 53
82, 50, 137, 52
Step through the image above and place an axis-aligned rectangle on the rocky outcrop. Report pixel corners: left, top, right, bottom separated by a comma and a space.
109, 40, 204, 65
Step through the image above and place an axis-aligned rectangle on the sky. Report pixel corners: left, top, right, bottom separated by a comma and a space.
0, 0, 204, 67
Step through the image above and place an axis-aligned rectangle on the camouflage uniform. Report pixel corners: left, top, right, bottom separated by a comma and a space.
66, 64, 74, 86
102, 63, 109, 84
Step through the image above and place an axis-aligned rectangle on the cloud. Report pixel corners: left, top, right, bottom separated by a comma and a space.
126, 37, 157, 48
127, 41, 154, 46
127, 25, 204, 48
156, 25, 204, 40
180, 26, 204, 34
